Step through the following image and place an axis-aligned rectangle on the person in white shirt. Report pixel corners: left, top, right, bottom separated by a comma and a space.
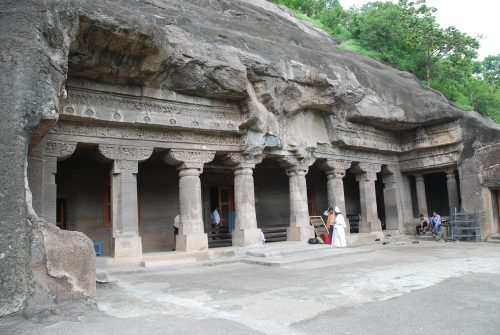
332, 206, 347, 248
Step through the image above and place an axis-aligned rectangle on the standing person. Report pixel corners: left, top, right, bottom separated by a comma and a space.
430, 210, 441, 237
210, 208, 221, 239
416, 214, 429, 236
211, 208, 221, 226
323, 207, 334, 243
173, 214, 180, 251
332, 206, 347, 248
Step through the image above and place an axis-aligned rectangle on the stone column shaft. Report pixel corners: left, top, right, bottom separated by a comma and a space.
111, 159, 142, 257
29, 140, 76, 225
357, 172, 382, 233
287, 168, 315, 241
165, 149, 215, 252
98, 144, 153, 258
382, 174, 400, 230
446, 169, 459, 213
178, 169, 203, 234
326, 172, 346, 215
415, 174, 428, 216
232, 167, 262, 246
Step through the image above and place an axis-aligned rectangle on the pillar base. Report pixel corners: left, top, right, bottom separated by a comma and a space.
287, 226, 315, 241
359, 219, 382, 233
232, 228, 263, 247
176, 233, 208, 252
114, 235, 142, 258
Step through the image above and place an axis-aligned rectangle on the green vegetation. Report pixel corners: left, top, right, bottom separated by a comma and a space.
270, 0, 499, 123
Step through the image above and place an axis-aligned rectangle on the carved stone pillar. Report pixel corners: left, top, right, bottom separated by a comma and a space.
446, 168, 459, 213
355, 163, 382, 233
383, 174, 403, 230
165, 150, 215, 252
28, 139, 76, 224
320, 159, 350, 234
320, 159, 350, 214
98, 144, 153, 258
225, 153, 263, 247
281, 156, 315, 241
415, 173, 428, 216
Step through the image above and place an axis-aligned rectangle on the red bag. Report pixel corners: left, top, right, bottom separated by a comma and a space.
320, 233, 331, 244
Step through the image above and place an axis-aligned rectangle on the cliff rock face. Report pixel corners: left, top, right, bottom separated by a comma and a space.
0, 0, 498, 317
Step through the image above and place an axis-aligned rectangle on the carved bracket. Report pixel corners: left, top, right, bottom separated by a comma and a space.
44, 140, 77, 160
98, 144, 153, 162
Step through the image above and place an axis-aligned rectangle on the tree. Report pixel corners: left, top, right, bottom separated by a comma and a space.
480, 54, 500, 91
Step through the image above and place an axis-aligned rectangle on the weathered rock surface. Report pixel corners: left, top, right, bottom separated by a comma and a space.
0, 0, 498, 319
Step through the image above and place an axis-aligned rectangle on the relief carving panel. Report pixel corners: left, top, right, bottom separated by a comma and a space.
63, 87, 241, 133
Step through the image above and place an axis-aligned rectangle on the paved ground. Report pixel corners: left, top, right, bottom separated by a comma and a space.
2, 241, 500, 335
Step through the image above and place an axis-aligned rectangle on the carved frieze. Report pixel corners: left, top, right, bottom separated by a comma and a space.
43, 140, 77, 159
50, 121, 242, 147
399, 149, 460, 172
63, 87, 241, 133
482, 167, 500, 188
315, 143, 398, 164
399, 120, 463, 152
332, 124, 400, 152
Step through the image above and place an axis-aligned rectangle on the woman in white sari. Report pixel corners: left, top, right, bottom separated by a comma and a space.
332, 206, 347, 248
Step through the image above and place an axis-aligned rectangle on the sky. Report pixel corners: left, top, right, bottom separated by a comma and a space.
338, 0, 499, 60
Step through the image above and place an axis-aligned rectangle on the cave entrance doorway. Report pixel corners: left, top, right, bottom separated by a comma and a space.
305, 163, 328, 217
424, 172, 449, 216
202, 157, 235, 248
56, 143, 113, 256
254, 157, 289, 243
375, 172, 386, 230
344, 169, 361, 233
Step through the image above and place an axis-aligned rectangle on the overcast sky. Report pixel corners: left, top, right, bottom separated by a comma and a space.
339, 0, 499, 60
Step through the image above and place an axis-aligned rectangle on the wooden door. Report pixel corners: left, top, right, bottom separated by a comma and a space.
218, 186, 234, 228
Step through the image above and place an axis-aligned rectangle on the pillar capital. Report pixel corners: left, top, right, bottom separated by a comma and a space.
165, 149, 215, 171
382, 174, 397, 184
445, 169, 456, 179
356, 171, 378, 182
320, 159, 350, 179
414, 173, 425, 182
353, 162, 382, 174
279, 155, 314, 176
224, 152, 263, 170
112, 159, 139, 174
98, 144, 153, 162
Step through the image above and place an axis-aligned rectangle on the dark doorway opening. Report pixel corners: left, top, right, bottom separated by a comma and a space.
375, 173, 386, 230
344, 169, 361, 233
56, 198, 67, 230
425, 172, 449, 216
207, 185, 234, 248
